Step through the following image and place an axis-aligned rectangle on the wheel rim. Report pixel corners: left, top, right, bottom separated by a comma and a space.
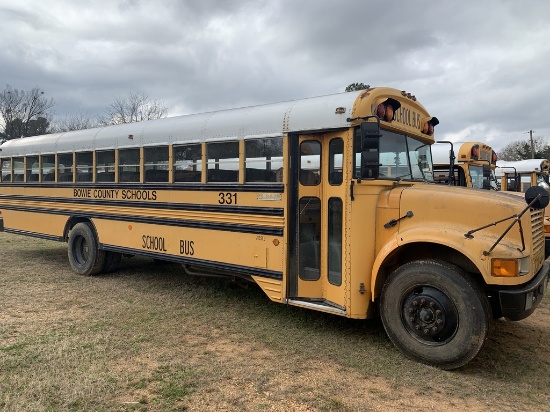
401, 286, 459, 345
73, 235, 90, 267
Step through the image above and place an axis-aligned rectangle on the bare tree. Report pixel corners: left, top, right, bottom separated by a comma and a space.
498, 137, 550, 161
50, 112, 99, 133
0, 85, 54, 139
100, 92, 168, 125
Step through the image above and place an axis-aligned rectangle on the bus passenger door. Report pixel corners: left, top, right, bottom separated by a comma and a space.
287, 133, 347, 313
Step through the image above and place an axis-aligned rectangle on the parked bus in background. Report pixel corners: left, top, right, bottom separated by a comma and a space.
496, 158, 550, 256
432, 141, 498, 189
1, 87, 548, 370
433, 144, 550, 257
496, 158, 550, 193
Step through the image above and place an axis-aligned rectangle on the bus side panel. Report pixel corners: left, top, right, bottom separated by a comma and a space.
1, 209, 67, 238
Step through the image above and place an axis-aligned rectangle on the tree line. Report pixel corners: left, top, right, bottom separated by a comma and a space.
0, 84, 167, 141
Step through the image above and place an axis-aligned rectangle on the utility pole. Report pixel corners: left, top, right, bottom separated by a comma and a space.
528, 129, 535, 158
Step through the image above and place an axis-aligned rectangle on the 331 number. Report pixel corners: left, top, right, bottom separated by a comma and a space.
218, 192, 238, 205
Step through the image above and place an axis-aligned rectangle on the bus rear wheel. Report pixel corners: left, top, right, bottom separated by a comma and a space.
380, 260, 491, 370
68, 222, 106, 276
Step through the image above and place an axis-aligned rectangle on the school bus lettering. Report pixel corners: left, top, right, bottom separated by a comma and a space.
180, 240, 194, 256
93, 189, 119, 199
142, 235, 167, 251
218, 192, 237, 205
122, 189, 157, 201
74, 188, 92, 198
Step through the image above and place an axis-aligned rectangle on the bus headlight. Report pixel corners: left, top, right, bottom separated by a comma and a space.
491, 257, 530, 277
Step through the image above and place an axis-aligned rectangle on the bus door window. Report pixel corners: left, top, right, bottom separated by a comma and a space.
329, 139, 343, 185
119, 148, 140, 183
299, 196, 321, 280
206, 141, 239, 183
299, 140, 321, 281
57, 153, 74, 183
328, 139, 343, 286
144, 146, 169, 183
300, 140, 320, 185
328, 197, 343, 286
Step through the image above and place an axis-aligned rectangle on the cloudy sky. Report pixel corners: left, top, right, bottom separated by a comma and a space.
1, 0, 549, 152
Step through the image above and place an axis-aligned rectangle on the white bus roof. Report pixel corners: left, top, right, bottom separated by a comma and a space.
495, 159, 550, 177
0, 91, 365, 157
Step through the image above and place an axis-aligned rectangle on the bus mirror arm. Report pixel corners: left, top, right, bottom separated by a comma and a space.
464, 191, 546, 255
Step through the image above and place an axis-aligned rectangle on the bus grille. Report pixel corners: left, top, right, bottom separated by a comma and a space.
531, 208, 544, 257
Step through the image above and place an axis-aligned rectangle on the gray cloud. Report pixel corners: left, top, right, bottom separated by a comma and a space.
1, 0, 549, 151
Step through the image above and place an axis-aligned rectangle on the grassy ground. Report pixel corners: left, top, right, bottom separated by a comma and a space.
0, 232, 549, 411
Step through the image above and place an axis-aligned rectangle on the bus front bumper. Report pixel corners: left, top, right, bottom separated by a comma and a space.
497, 262, 549, 321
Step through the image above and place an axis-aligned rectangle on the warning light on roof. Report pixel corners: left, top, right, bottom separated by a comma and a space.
421, 117, 439, 136
471, 145, 479, 160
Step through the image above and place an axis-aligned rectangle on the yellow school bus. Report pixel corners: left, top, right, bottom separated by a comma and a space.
496, 158, 550, 192
0, 87, 548, 370
432, 141, 498, 189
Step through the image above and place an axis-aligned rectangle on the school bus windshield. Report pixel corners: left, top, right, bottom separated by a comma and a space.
468, 164, 498, 190
354, 130, 434, 181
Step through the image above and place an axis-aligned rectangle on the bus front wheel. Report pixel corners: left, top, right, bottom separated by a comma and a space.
68, 222, 106, 276
380, 260, 491, 370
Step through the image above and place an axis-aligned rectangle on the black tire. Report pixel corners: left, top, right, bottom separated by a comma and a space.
67, 222, 106, 276
103, 251, 122, 273
380, 260, 491, 370
545, 239, 550, 260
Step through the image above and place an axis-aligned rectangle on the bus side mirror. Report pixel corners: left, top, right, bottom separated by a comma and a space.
525, 186, 550, 210
360, 119, 381, 179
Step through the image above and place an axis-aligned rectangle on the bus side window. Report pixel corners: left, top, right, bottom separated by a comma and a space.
174, 144, 202, 183
0, 158, 10, 182
144, 146, 169, 183
12, 157, 25, 182
119, 148, 140, 183
57, 153, 74, 183
76, 152, 93, 182
41, 154, 55, 183
245, 137, 283, 183
206, 141, 239, 183
96, 150, 115, 183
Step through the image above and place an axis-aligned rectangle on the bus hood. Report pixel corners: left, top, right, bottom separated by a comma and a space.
394, 184, 539, 257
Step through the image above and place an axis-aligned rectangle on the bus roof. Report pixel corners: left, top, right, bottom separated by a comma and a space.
495, 159, 550, 177
0, 87, 435, 156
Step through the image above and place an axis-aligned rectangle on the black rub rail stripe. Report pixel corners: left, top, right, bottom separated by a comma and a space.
103, 244, 283, 280
0, 194, 284, 216
4, 228, 63, 242
1, 204, 284, 236
0, 182, 285, 192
